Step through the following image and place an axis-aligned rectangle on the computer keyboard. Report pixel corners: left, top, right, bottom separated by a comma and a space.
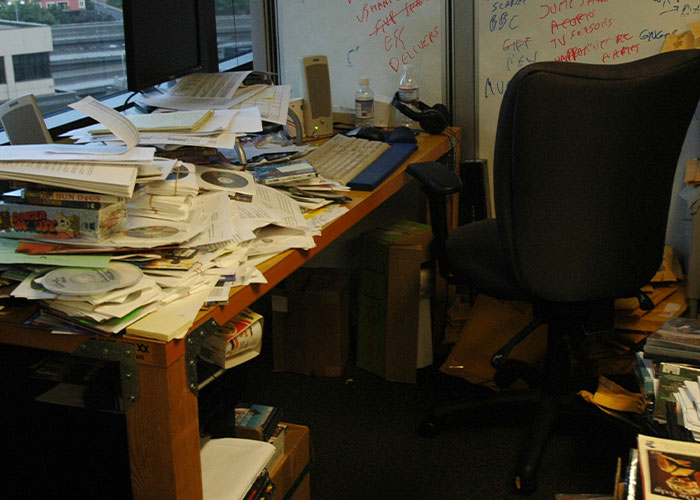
304, 134, 391, 185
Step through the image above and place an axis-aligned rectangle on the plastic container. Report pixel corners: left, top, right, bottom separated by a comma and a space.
354, 77, 374, 126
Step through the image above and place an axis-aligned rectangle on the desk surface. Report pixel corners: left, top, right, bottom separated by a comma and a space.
0, 128, 460, 500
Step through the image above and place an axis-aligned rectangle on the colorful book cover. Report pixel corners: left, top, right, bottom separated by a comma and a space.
638, 434, 700, 499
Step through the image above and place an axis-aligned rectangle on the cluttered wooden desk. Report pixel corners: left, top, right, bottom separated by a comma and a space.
0, 127, 460, 500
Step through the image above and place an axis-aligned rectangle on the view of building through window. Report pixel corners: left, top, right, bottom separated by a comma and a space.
0, 0, 252, 119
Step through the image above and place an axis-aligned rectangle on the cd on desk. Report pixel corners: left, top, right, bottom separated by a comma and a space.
123, 225, 180, 239
42, 262, 143, 296
166, 164, 191, 181
196, 167, 255, 198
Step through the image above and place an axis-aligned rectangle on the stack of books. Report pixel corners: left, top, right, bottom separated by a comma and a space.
233, 403, 283, 442
643, 317, 700, 363
638, 317, 700, 442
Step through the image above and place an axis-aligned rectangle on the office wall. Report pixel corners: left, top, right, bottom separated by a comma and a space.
275, 0, 448, 110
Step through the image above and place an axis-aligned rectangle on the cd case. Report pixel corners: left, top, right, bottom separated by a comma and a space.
0, 200, 126, 242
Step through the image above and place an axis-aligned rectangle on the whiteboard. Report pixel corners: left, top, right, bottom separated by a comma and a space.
477, 1, 700, 183
276, 0, 447, 111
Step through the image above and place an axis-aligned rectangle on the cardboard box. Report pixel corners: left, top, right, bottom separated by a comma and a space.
269, 423, 310, 500
271, 267, 350, 377
356, 220, 433, 383
0, 199, 125, 242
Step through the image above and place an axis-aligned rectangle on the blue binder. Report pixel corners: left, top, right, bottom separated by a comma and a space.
347, 143, 418, 191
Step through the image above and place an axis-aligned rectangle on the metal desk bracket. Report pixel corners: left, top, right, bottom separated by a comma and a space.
72, 339, 139, 409
185, 318, 219, 397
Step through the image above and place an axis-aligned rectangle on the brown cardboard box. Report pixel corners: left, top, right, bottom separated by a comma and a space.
356, 220, 433, 383
271, 268, 350, 377
269, 423, 310, 500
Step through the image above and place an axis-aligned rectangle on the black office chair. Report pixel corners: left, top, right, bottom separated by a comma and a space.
407, 49, 700, 494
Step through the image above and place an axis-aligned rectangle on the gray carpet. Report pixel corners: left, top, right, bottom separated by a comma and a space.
237, 347, 638, 500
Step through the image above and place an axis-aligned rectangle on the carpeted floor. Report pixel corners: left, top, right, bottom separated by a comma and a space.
234, 340, 638, 500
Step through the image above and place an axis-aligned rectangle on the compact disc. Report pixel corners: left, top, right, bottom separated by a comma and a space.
123, 225, 180, 239
199, 170, 250, 189
166, 165, 191, 181
42, 262, 143, 296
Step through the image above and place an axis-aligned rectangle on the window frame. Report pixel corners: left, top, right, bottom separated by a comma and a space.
0, 0, 272, 144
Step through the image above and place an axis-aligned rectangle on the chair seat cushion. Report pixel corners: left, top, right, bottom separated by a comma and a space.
446, 219, 530, 301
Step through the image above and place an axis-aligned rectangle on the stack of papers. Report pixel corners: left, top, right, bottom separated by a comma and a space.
89, 109, 214, 134
66, 107, 263, 151
134, 71, 292, 126
0, 91, 344, 341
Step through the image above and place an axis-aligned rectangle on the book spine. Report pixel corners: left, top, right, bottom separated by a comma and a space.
22, 189, 124, 204
261, 407, 283, 441
2, 196, 104, 210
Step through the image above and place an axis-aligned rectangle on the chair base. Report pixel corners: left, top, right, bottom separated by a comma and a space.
417, 388, 570, 495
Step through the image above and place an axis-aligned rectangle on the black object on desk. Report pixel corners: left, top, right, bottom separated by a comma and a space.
354, 126, 385, 142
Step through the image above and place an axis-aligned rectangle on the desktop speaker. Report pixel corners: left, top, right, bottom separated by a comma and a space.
391, 92, 449, 134
302, 55, 333, 138
0, 94, 52, 145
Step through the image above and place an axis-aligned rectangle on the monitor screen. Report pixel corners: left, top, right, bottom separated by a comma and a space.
123, 0, 218, 93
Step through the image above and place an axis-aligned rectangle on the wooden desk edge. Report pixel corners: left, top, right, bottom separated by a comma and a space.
0, 129, 459, 369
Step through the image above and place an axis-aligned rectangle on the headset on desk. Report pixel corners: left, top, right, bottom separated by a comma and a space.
391, 92, 450, 135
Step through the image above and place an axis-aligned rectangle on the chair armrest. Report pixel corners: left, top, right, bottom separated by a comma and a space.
407, 161, 463, 283
406, 162, 462, 196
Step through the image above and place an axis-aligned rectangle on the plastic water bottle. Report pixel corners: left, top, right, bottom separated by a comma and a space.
354, 77, 374, 126
396, 63, 419, 127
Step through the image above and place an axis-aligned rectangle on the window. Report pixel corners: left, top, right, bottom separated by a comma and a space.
12, 53, 52, 82
0, 0, 261, 130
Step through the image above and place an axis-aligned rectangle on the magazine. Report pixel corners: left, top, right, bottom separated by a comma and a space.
638, 434, 700, 499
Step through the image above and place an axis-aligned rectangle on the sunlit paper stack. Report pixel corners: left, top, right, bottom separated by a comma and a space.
66, 107, 264, 151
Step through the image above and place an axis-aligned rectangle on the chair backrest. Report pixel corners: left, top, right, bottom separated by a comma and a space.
0, 94, 52, 145
493, 50, 700, 303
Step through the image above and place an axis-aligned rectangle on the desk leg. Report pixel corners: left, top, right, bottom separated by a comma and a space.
125, 355, 203, 500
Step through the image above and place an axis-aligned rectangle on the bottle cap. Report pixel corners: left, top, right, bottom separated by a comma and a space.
359, 77, 369, 85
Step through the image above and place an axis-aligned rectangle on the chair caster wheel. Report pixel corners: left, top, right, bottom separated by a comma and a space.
417, 420, 440, 438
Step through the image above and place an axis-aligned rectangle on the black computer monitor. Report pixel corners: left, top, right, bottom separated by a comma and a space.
123, 0, 218, 93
